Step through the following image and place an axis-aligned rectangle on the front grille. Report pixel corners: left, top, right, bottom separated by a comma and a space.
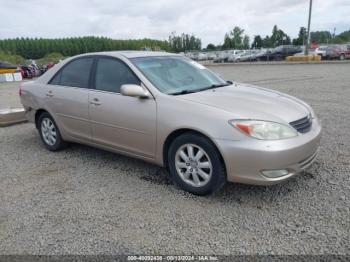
289, 115, 312, 133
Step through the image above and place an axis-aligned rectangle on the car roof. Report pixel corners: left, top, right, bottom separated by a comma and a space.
35, 51, 182, 84
75, 51, 180, 59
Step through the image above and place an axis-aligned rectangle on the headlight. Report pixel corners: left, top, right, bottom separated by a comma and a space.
229, 120, 298, 140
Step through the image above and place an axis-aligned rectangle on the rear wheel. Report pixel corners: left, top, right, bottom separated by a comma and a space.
38, 112, 67, 151
168, 133, 226, 195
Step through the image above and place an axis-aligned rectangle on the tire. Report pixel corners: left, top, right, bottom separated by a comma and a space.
167, 133, 226, 195
275, 55, 282, 61
38, 112, 67, 151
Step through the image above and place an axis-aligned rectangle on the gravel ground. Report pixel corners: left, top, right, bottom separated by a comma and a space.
0, 63, 349, 256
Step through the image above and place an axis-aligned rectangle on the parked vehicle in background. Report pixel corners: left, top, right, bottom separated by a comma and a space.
257, 45, 302, 61
191, 52, 200, 61
20, 66, 33, 79
214, 50, 230, 63
20, 51, 321, 195
197, 53, 208, 61
338, 44, 350, 60
227, 50, 244, 62
32, 64, 43, 77
293, 47, 317, 57
314, 46, 328, 59
47, 62, 55, 70
207, 52, 217, 60
324, 46, 338, 60
20, 64, 50, 79
38, 65, 46, 75
255, 49, 270, 61
324, 45, 350, 60
184, 52, 195, 60
234, 50, 263, 62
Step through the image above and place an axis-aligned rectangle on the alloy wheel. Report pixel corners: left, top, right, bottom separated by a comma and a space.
41, 118, 57, 146
175, 144, 213, 187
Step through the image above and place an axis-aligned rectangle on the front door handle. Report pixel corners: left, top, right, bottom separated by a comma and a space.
90, 98, 101, 106
46, 91, 54, 97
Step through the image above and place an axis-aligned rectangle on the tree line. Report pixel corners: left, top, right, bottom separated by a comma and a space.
0, 37, 170, 60
0, 34, 202, 64
206, 25, 350, 50
0, 27, 349, 65
168, 32, 202, 53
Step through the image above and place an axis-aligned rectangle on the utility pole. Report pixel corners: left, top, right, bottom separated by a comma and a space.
305, 0, 313, 55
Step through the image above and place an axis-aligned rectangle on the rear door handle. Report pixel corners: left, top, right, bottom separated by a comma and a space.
46, 91, 54, 97
90, 98, 101, 106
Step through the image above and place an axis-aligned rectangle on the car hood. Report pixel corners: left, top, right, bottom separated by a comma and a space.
178, 83, 310, 123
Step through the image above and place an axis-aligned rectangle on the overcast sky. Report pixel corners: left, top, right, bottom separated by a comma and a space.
0, 0, 348, 46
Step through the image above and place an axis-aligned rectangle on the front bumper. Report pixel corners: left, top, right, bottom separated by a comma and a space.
215, 118, 322, 185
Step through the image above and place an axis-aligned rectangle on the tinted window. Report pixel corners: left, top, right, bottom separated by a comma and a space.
49, 71, 61, 85
95, 58, 140, 93
59, 58, 94, 88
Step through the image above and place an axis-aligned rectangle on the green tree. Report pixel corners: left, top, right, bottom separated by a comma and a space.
251, 35, 263, 48
243, 35, 250, 49
326, 30, 350, 44
206, 43, 216, 50
310, 31, 332, 44
230, 26, 245, 49
293, 27, 307, 45
168, 32, 202, 52
262, 36, 272, 48
222, 26, 250, 49
0, 37, 170, 59
336, 30, 350, 42
0, 49, 26, 65
222, 33, 232, 49
270, 25, 291, 47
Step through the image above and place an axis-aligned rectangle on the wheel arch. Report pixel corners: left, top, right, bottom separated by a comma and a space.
35, 109, 49, 129
162, 128, 226, 174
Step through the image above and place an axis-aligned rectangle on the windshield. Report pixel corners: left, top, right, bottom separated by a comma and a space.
130, 56, 228, 95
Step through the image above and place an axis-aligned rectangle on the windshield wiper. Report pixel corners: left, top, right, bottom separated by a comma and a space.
171, 83, 231, 96
198, 83, 231, 92
170, 89, 196, 96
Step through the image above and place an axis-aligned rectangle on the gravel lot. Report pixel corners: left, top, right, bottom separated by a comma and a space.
0, 63, 349, 256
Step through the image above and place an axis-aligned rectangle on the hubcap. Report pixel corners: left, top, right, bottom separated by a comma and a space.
41, 118, 57, 146
175, 144, 212, 187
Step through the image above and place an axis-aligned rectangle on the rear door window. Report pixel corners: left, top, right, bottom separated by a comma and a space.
50, 57, 94, 88
49, 71, 61, 85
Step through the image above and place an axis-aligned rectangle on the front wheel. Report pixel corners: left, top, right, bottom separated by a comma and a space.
168, 133, 226, 195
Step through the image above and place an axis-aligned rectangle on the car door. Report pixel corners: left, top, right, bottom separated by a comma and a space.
45, 57, 94, 141
89, 56, 157, 158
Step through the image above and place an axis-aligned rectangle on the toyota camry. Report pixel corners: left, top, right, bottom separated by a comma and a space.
20, 51, 322, 195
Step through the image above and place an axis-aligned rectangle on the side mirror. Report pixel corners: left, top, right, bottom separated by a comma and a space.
121, 84, 151, 98
226, 80, 233, 85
